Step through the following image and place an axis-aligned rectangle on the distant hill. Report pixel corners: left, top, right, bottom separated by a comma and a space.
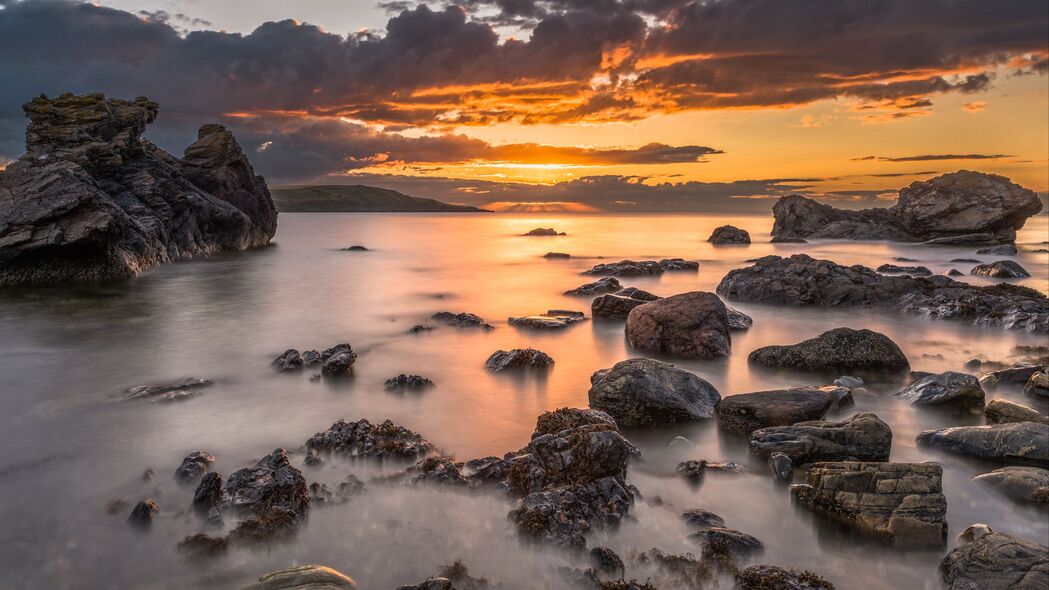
270, 185, 490, 212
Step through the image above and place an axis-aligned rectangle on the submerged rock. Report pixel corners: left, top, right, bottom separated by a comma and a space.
565, 277, 623, 296
384, 374, 435, 392
192, 472, 226, 515
544, 251, 570, 259
748, 328, 910, 375
769, 171, 1043, 243
707, 225, 751, 244
971, 260, 1031, 278
791, 462, 947, 545
750, 413, 892, 463
981, 363, 1046, 388
524, 227, 565, 236
939, 528, 1048, 590
768, 453, 794, 482
305, 418, 434, 460
508, 310, 587, 329
242, 565, 357, 590
676, 460, 744, 479
625, 292, 732, 358
127, 499, 159, 527
976, 244, 1019, 255
985, 399, 1048, 425
484, 348, 554, 372
309, 476, 366, 505
588, 358, 721, 426
174, 451, 216, 484
681, 508, 726, 529
0, 93, 276, 286
916, 422, 1049, 465
877, 264, 932, 276
113, 378, 213, 403
432, 311, 493, 329
590, 546, 626, 577
225, 449, 309, 520
689, 527, 764, 558
895, 371, 985, 407
725, 306, 753, 331
973, 466, 1049, 504
716, 254, 1049, 332
177, 534, 228, 559
716, 388, 838, 434
342, 245, 369, 251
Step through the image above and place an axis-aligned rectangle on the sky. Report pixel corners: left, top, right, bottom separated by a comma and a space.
1, 0, 1047, 211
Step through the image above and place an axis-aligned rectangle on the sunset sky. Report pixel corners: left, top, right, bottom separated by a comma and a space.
1, 0, 1046, 211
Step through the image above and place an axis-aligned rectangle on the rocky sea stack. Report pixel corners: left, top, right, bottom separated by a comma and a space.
770, 170, 1042, 243
0, 93, 277, 285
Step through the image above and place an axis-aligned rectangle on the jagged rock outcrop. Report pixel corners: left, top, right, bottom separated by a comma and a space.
750, 413, 892, 463
716, 254, 1049, 332
790, 462, 947, 545
748, 328, 910, 375
917, 422, 1049, 466
625, 291, 732, 358
0, 93, 276, 285
225, 449, 310, 543
939, 526, 1049, 590
770, 171, 1042, 243
588, 358, 721, 425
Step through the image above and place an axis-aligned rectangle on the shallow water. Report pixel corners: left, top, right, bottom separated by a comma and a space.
0, 212, 1046, 589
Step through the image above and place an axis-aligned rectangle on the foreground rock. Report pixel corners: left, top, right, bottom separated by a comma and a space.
588, 358, 721, 425
971, 260, 1031, 278
0, 93, 276, 286
113, 377, 213, 403
896, 371, 985, 407
484, 348, 554, 372
717, 254, 1049, 332
750, 413, 892, 463
916, 422, 1049, 465
225, 449, 310, 543
591, 288, 660, 319
981, 363, 1046, 389
791, 462, 947, 545
625, 292, 731, 358
565, 277, 622, 296
939, 526, 1048, 590
242, 565, 357, 590
305, 419, 434, 460
770, 171, 1043, 243
583, 258, 698, 277
508, 310, 587, 329
985, 399, 1048, 425
748, 328, 909, 375
973, 466, 1049, 503
716, 388, 840, 434
707, 225, 751, 244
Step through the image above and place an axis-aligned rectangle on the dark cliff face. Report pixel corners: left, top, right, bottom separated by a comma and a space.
770, 170, 1043, 243
0, 93, 277, 286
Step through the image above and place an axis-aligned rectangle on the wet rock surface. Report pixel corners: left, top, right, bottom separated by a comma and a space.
242, 565, 357, 589
681, 508, 726, 529
689, 527, 764, 558
485, 348, 555, 372
748, 328, 910, 375
939, 527, 1049, 590
985, 399, 1048, 425
707, 225, 751, 244
127, 499, 158, 527
736, 565, 835, 590
725, 306, 753, 331
717, 254, 1049, 332
432, 312, 493, 329
917, 422, 1049, 466
1025, 371, 1049, 398
972, 466, 1049, 503
508, 310, 587, 329
588, 358, 721, 426
320, 343, 357, 377
174, 451, 215, 484
272, 350, 305, 372
524, 227, 565, 236
0, 93, 277, 286
113, 378, 213, 403
592, 289, 660, 319
384, 374, 435, 392
583, 258, 698, 277
750, 413, 892, 463
625, 292, 731, 358
305, 419, 435, 460
791, 462, 947, 545
877, 264, 932, 276
895, 371, 985, 407
565, 277, 623, 296
971, 260, 1031, 278
224, 449, 309, 533
716, 387, 839, 434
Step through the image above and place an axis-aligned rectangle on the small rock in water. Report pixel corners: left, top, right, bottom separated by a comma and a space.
113, 377, 213, 403
407, 324, 433, 334
767, 452, 793, 482
676, 460, 744, 479
690, 527, 764, 558
432, 311, 493, 329
975, 244, 1018, 255
1024, 371, 1049, 398
524, 227, 565, 236
589, 546, 625, 576
127, 499, 158, 528
748, 327, 910, 375
945, 268, 964, 276
737, 565, 835, 590
272, 349, 304, 372
141, 468, 155, 481
508, 310, 587, 329
834, 375, 864, 388
591, 288, 660, 319
302, 350, 321, 365
970, 260, 1030, 278
877, 263, 933, 276
305, 418, 435, 459
342, 245, 369, 251
174, 451, 215, 484
894, 257, 919, 262
895, 371, 985, 407
543, 252, 570, 259
917, 422, 1049, 465
583, 258, 697, 276
384, 374, 435, 392
952, 258, 982, 263
984, 399, 1047, 424
484, 348, 554, 372
309, 475, 365, 505
226, 449, 310, 543
564, 276, 622, 296
320, 343, 357, 377
726, 306, 753, 331
242, 565, 357, 590
192, 472, 226, 515
707, 224, 751, 244
177, 533, 228, 559
682, 508, 726, 529
667, 436, 694, 449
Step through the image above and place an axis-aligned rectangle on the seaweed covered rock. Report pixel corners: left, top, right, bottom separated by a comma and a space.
588, 358, 721, 426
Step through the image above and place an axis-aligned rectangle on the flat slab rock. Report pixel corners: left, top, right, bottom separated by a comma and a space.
939, 528, 1048, 590
113, 377, 213, 403
508, 310, 587, 329
916, 422, 1049, 466
748, 327, 910, 375
715, 387, 842, 434
790, 461, 947, 546
588, 358, 721, 426
750, 412, 892, 463
304, 418, 435, 460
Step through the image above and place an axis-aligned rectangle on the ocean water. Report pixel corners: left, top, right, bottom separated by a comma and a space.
0, 212, 1046, 589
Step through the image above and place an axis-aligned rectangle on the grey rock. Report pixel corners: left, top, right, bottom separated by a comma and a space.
272, 349, 304, 372
716, 388, 838, 434
878, 264, 932, 276
242, 565, 357, 590
1025, 371, 1049, 398
225, 448, 309, 520
768, 452, 794, 482
976, 244, 1019, 255
726, 306, 753, 331
174, 451, 215, 484
973, 466, 1049, 503
592, 289, 660, 319
384, 374, 435, 392
982, 363, 1046, 388
681, 508, 725, 529
985, 399, 1048, 425
127, 499, 158, 527
748, 328, 909, 374
690, 527, 764, 558
320, 343, 357, 377
524, 227, 565, 236
583, 258, 698, 277
896, 371, 985, 407
707, 225, 751, 244
305, 418, 434, 460
939, 529, 1048, 590
192, 472, 226, 515
301, 350, 321, 365
588, 358, 721, 426
971, 260, 1031, 278
508, 310, 587, 329
835, 376, 865, 389
625, 291, 732, 358
484, 348, 554, 372
564, 277, 622, 296
750, 412, 892, 462
917, 422, 1049, 465
432, 311, 493, 329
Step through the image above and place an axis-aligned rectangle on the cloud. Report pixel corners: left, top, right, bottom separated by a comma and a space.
852, 154, 1012, 162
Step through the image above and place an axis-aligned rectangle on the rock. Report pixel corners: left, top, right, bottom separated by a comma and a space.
976, 244, 1019, 255
192, 472, 226, 515
834, 376, 864, 389
1025, 371, 1049, 397
405, 457, 468, 486
384, 374, 435, 392
127, 499, 158, 527
407, 325, 433, 334
945, 268, 964, 276
303, 449, 323, 467
320, 343, 357, 377
225, 449, 309, 521
106, 499, 130, 515
707, 225, 751, 244
676, 460, 744, 479
659, 258, 700, 271
309, 475, 366, 505
302, 350, 321, 365
768, 453, 793, 482
177, 534, 228, 559
432, 311, 493, 329
982, 363, 1046, 388
791, 462, 947, 545
242, 565, 357, 590
682, 508, 726, 529
877, 264, 932, 276
524, 227, 565, 236
939, 529, 1048, 590
508, 478, 633, 548
590, 546, 625, 576
395, 579, 454, 590
342, 245, 368, 251
667, 436, 693, 449
748, 328, 910, 375
272, 349, 304, 372
544, 252, 570, 259
924, 233, 1001, 245
985, 399, 1048, 425
916, 422, 1049, 465
716, 388, 838, 434
895, 371, 985, 407
625, 292, 731, 358
689, 527, 764, 558
174, 451, 215, 484
770, 171, 1043, 243
750, 413, 892, 463
587, 358, 721, 426
725, 306, 753, 331
305, 418, 434, 460
953, 258, 983, 263
716, 254, 1049, 332
583, 258, 698, 277
736, 565, 835, 590
592, 289, 661, 319
973, 466, 1049, 503
971, 260, 1031, 278
564, 277, 623, 296
0, 93, 276, 286
508, 310, 587, 329
113, 378, 213, 403
484, 348, 554, 372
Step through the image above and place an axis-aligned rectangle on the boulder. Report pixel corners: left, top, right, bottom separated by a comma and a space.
716, 254, 1049, 332
1026, 372, 1049, 398
985, 399, 1048, 425
127, 499, 158, 527
939, 528, 1048, 590
431, 311, 493, 329
592, 288, 659, 319
0, 93, 275, 286
750, 413, 892, 462
508, 310, 587, 329
484, 348, 554, 372
748, 328, 910, 375
973, 466, 1049, 503
877, 264, 932, 276
790, 462, 947, 545
242, 565, 357, 590
304, 418, 434, 460
174, 451, 215, 484
971, 260, 1031, 278
384, 374, 435, 392
625, 292, 731, 358
716, 388, 838, 434
225, 449, 309, 523
895, 371, 985, 407
524, 227, 565, 236
916, 422, 1049, 465
272, 350, 304, 372
320, 343, 357, 377
565, 277, 622, 296
707, 225, 751, 244
587, 358, 721, 425
770, 171, 1043, 243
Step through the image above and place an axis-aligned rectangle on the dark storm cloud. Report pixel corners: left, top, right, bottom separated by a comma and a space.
853, 154, 1012, 162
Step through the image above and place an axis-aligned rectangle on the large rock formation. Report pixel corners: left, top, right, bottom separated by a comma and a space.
625, 291, 732, 358
716, 254, 1049, 332
770, 171, 1043, 243
0, 93, 277, 285
939, 526, 1048, 590
588, 358, 721, 425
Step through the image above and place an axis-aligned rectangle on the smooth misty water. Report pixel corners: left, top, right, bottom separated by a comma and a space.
0, 213, 1047, 590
